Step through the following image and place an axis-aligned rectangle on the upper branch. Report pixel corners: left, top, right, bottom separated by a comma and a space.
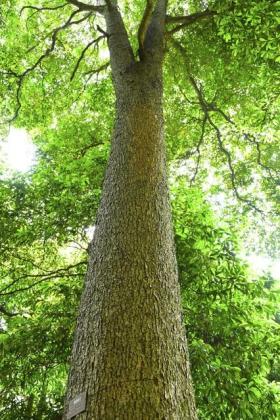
142, 0, 168, 60
84, 61, 110, 83
208, 116, 262, 213
70, 35, 106, 80
0, 261, 87, 296
104, 3, 135, 78
166, 9, 217, 35
67, 0, 105, 13
20, 3, 68, 15
138, 1, 156, 58
243, 134, 279, 181
199, 101, 279, 183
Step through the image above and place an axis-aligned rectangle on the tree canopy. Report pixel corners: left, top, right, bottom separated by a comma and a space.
0, 0, 279, 418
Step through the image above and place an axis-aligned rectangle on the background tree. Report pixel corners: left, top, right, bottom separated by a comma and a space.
0, 0, 279, 419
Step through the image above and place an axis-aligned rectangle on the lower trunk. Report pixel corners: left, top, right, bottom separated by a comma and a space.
63, 64, 197, 419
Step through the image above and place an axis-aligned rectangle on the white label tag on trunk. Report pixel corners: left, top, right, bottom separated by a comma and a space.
67, 391, 87, 419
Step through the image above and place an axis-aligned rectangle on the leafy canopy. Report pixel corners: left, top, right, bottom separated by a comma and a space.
0, 0, 279, 419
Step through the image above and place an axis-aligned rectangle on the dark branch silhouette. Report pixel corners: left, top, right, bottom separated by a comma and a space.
20, 3, 68, 16
67, 0, 105, 13
0, 261, 87, 296
166, 9, 217, 35
190, 115, 207, 185
188, 75, 263, 213
84, 61, 110, 81
204, 102, 280, 183
70, 35, 106, 81
0, 304, 20, 317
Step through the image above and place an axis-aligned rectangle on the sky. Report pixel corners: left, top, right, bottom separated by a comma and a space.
1, 127, 36, 172
245, 254, 280, 280
1, 127, 279, 280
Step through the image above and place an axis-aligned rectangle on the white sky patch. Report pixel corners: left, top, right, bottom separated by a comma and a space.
86, 225, 96, 240
99, 47, 110, 61
0, 317, 7, 332
245, 255, 280, 280
59, 226, 96, 260
1, 128, 36, 172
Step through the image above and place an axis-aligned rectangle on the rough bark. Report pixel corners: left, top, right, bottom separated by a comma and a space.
63, 2, 197, 419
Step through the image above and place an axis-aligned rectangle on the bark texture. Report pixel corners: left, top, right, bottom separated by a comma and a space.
64, 2, 197, 419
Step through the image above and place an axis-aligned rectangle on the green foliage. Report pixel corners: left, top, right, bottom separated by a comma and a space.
0, 233, 85, 418
172, 182, 280, 419
0, 294, 76, 419
216, 0, 280, 63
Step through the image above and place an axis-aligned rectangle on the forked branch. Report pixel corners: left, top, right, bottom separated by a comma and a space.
103, 2, 135, 75
202, 102, 279, 182
208, 116, 262, 213
84, 61, 110, 80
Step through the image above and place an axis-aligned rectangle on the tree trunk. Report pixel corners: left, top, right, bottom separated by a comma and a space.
63, 3, 197, 419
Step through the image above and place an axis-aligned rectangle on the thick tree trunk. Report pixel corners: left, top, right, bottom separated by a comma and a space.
64, 3, 197, 419
63, 60, 196, 419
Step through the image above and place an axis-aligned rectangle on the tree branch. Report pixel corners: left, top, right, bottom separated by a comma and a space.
84, 61, 110, 82
207, 116, 262, 213
166, 9, 216, 24
205, 103, 280, 182
0, 304, 20, 317
70, 35, 105, 80
67, 0, 105, 13
138, 0, 156, 58
166, 9, 217, 35
190, 115, 207, 185
243, 134, 279, 181
189, 75, 263, 213
142, 0, 168, 59
104, 3, 135, 78
77, 138, 104, 157
0, 273, 84, 297
0, 261, 87, 296
20, 3, 68, 16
